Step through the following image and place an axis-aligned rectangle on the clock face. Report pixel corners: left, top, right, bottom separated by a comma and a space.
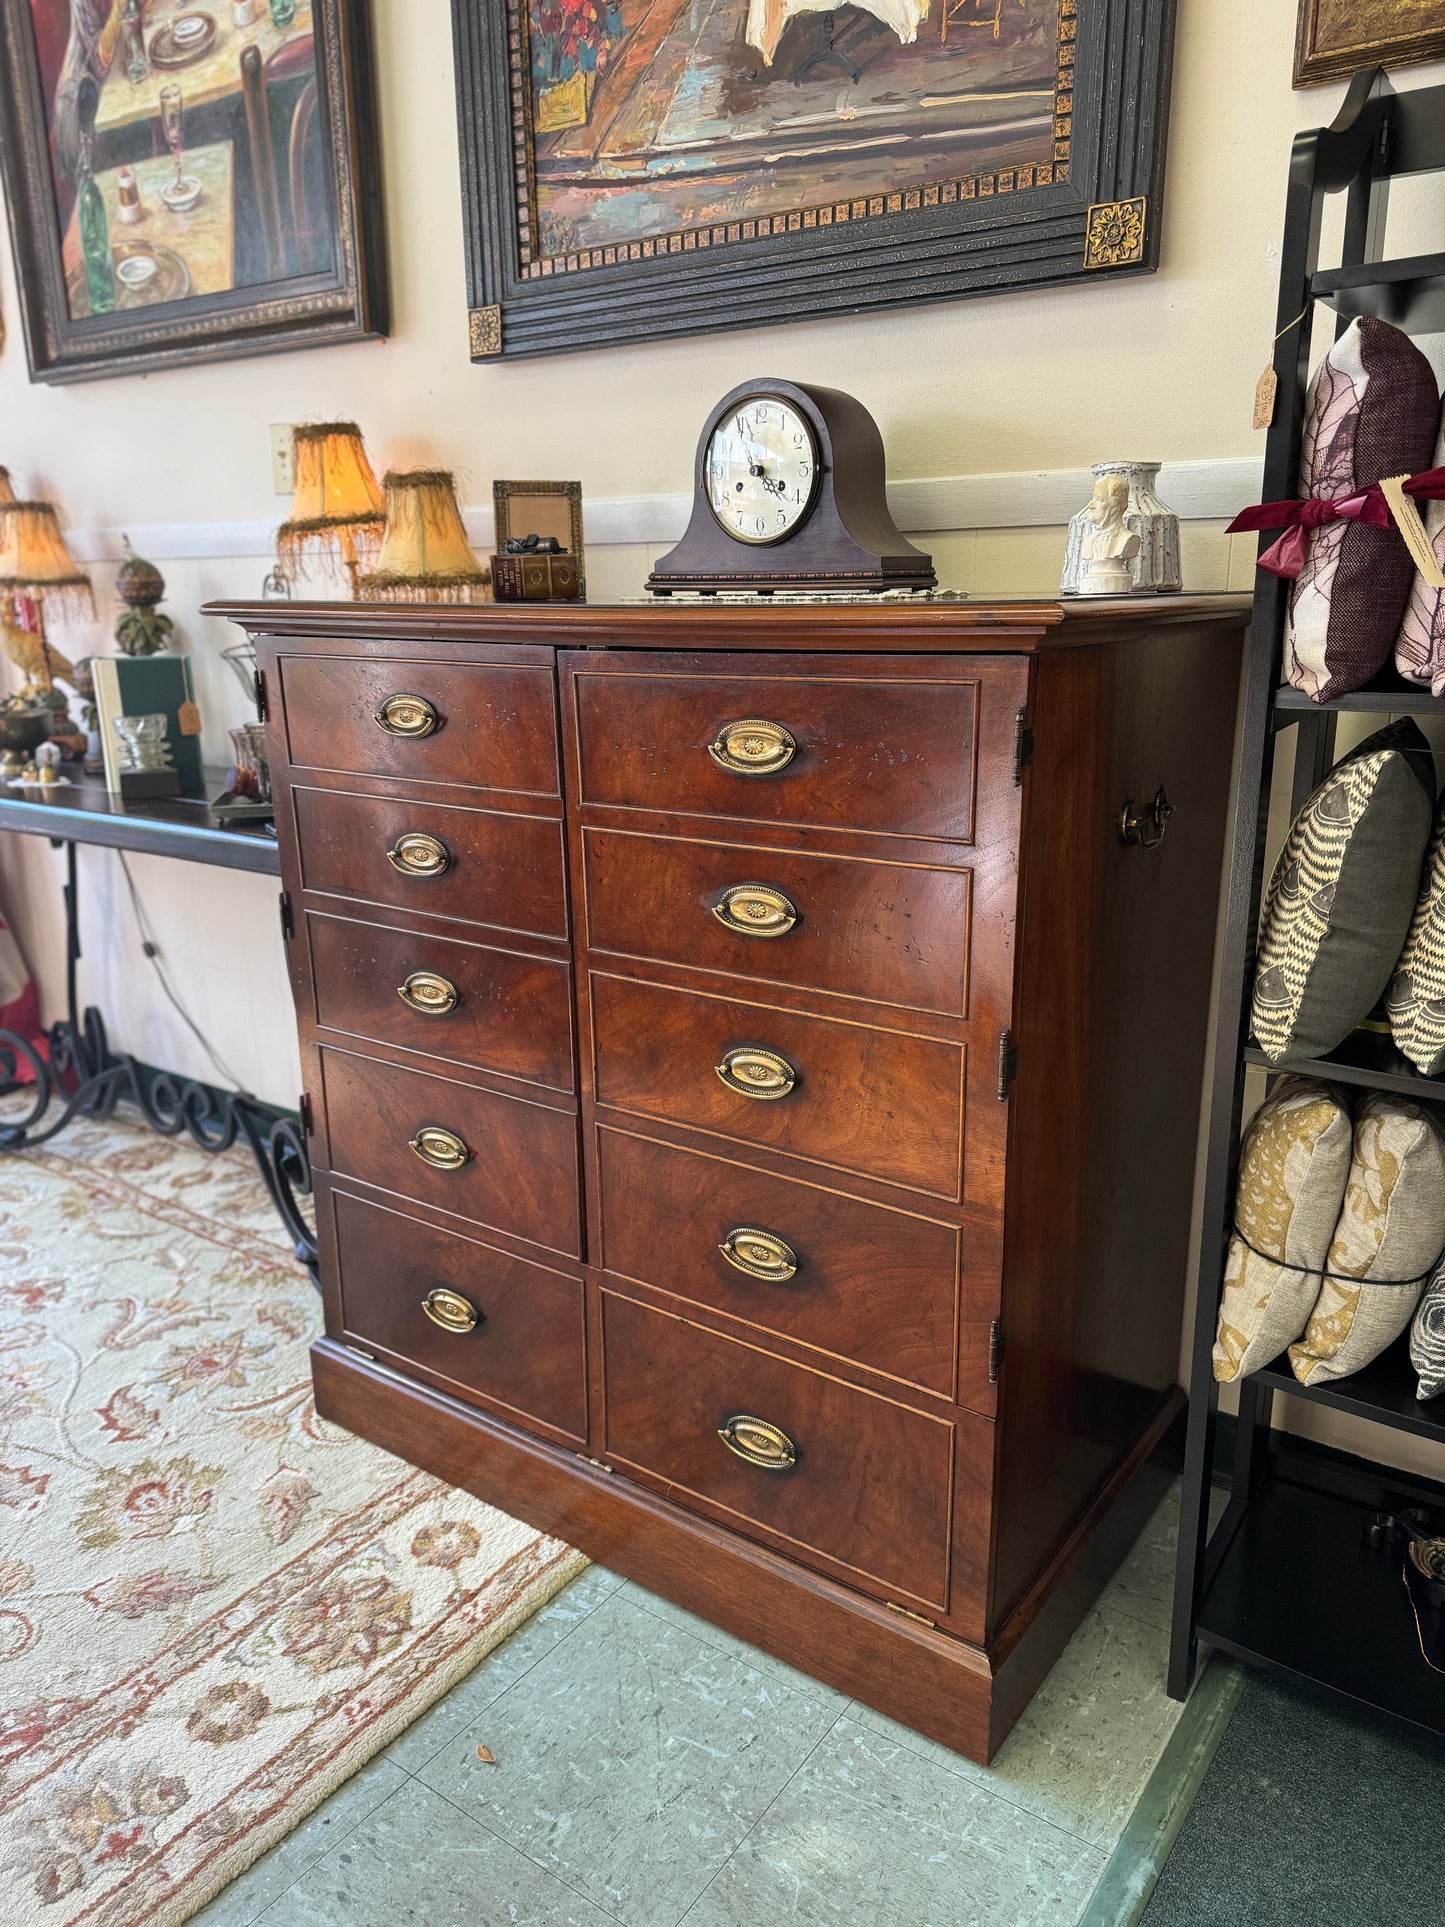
704, 396, 820, 546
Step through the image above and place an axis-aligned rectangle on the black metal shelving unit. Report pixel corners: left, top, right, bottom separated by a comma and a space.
1169, 68, 1445, 1728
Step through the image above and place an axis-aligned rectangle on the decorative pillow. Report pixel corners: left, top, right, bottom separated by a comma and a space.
1213, 1077, 1353, 1383
1251, 718, 1435, 1066
1395, 400, 1445, 695
1285, 315, 1438, 702
1410, 1256, 1445, 1400
1288, 1095, 1445, 1386
1387, 798, 1445, 1075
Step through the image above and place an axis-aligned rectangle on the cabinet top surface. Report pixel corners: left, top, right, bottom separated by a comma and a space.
208, 594, 1251, 652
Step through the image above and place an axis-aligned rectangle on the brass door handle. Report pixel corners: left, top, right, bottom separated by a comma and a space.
397, 970, 459, 1017
719, 1226, 799, 1283
421, 1287, 481, 1333
374, 692, 440, 739
387, 831, 451, 878
708, 718, 797, 776
718, 1414, 797, 1471
1120, 786, 1174, 849
716, 1045, 796, 1101
712, 883, 798, 939
409, 1125, 471, 1171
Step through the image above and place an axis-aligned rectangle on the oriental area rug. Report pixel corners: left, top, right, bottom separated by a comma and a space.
0, 1095, 587, 1927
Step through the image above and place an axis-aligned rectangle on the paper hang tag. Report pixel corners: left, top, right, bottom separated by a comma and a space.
1380, 475, 1445, 591
1252, 365, 1278, 432
177, 700, 202, 736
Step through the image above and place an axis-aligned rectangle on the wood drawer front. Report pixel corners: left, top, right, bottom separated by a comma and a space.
572, 667, 979, 840
331, 1188, 585, 1444
293, 786, 568, 939
279, 655, 559, 796
601, 1292, 954, 1609
583, 829, 971, 1016
598, 1128, 958, 1397
591, 974, 965, 1200
308, 913, 574, 1092
318, 1048, 580, 1256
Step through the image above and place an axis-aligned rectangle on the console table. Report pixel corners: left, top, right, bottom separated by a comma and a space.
0, 769, 316, 1272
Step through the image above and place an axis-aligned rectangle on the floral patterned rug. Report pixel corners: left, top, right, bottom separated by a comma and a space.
0, 1096, 587, 1927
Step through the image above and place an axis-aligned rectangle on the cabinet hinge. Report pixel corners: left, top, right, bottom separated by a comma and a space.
578, 1455, 613, 1474
988, 1319, 1005, 1384
997, 1029, 1017, 1100
885, 1601, 937, 1629
1013, 707, 1034, 785
299, 1093, 314, 1137
279, 890, 293, 941
254, 668, 268, 721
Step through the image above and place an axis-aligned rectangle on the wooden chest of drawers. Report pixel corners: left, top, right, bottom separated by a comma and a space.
216, 595, 1246, 1763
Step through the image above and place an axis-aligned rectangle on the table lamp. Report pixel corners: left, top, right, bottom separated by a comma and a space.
0, 498, 94, 692
276, 422, 385, 598
0, 470, 15, 507
355, 470, 491, 603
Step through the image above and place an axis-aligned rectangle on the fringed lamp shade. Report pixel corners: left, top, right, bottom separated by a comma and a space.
0, 469, 15, 506
0, 501, 95, 622
276, 422, 385, 596
356, 471, 491, 604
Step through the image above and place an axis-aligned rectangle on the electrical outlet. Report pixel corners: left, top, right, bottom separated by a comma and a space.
270, 424, 297, 496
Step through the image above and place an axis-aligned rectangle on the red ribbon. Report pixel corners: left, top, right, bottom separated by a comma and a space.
1227, 467, 1445, 578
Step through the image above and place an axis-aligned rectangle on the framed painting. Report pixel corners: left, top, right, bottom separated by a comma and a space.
451, 0, 1176, 360
1295, 2, 1445, 85
0, 0, 387, 384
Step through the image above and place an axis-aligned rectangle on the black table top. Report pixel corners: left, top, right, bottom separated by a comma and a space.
0, 768, 280, 875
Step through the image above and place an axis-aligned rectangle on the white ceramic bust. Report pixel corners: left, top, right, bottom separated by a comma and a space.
1076, 474, 1141, 596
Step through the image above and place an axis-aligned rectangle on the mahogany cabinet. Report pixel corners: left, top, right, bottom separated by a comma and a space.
214, 595, 1247, 1763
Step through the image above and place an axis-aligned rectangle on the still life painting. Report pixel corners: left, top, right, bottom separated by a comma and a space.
453, 0, 1175, 358
0, 0, 387, 383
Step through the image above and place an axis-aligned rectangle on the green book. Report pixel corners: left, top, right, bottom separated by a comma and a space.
93, 654, 205, 796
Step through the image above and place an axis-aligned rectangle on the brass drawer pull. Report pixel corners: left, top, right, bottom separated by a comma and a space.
708, 718, 797, 776
1120, 785, 1174, 849
386, 831, 451, 879
718, 1414, 797, 1471
397, 970, 459, 1017
421, 1287, 480, 1334
374, 692, 439, 739
715, 1045, 796, 1101
719, 1226, 799, 1283
713, 883, 798, 939
409, 1125, 471, 1171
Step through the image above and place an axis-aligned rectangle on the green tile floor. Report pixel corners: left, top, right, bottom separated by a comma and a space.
192, 1485, 1202, 1927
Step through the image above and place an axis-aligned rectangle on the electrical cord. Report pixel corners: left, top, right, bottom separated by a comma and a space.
115, 850, 246, 1093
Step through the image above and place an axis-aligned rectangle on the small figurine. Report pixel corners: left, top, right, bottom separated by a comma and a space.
1076, 475, 1141, 597
0, 618, 74, 692
114, 539, 175, 655
502, 533, 565, 555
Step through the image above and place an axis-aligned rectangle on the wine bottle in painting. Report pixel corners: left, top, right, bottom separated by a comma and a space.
75, 78, 115, 317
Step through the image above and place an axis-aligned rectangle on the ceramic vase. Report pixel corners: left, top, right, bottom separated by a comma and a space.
1061, 461, 1182, 596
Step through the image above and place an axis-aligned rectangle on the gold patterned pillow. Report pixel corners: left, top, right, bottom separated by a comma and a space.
1213, 1077, 1353, 1383
1388, 802, 1445, 1075
1289, 1095, 1445, 1386
1252, 719, 1435, 1066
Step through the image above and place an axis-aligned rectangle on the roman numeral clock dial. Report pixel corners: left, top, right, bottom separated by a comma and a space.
648, 378, 935, 596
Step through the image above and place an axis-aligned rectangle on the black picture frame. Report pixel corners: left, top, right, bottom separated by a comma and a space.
0, 0, 388, 385
451, 0, 1176, 362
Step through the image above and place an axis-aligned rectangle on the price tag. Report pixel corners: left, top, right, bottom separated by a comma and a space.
1380, 475, 1445, 591
177, 700, 202, 736
1253, 365, 1278, 432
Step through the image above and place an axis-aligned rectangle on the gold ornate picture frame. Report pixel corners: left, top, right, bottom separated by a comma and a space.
1294, 1, 1445, 86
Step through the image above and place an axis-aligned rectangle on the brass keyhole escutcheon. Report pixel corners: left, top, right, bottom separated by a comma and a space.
421, 1288, 480, 1334
386, 831, 451, 879
715, 1045, 797, 1101
717, 1414, 798, 1471
374, 692, 440, 739
408, 1125, 471, 1171
719, 1226, 800, 1283
397, 970, 459, 1017
708, 718, 797, 776
1120, 785, 1174, 849
712, 883, 798, 939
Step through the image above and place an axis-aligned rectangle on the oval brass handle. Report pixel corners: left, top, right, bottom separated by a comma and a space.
409, 1125, 471, 1171
708, 718, 797, 777
712, 883, 798, 939
373, 692, 440, 739
718, 1414, 797, 1471
386, 831, 451, 879
421, 1287, 480, 1334
397, 970, 459, 1017
719, 1226, 799, 1283
1120, 786, 1174, 850
715, 1045, 796, 1101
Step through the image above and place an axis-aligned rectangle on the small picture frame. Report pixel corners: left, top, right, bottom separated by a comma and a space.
492, 481, 584, 588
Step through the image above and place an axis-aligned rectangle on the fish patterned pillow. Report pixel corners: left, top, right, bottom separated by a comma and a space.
1252, 718, 1435, 1066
